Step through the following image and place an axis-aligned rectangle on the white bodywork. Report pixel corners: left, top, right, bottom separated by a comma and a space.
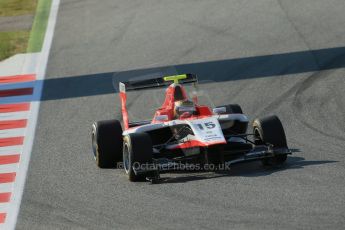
186, 117, 225, 144
123, 114, 248, 145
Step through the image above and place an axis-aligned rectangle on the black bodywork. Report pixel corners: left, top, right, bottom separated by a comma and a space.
130, 119, 292, 183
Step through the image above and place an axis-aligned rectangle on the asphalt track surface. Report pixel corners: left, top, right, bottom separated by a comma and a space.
17, 0, 345, 229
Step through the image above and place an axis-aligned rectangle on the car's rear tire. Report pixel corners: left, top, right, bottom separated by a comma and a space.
253, 115, 288, 166
123, 133, 154, 182
217, 104, 243, 114
92, 120, 123, 168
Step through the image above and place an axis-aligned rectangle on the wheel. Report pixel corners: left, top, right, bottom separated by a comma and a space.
216, 104, 243, 114
253, 115, 288, 166
123, 133, 154, 181
92, 120, 123, 168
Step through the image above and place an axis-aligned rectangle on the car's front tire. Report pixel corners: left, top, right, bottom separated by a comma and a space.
253, 115, 288, 166
123, 133, 154, 182
92, 120, 123, 168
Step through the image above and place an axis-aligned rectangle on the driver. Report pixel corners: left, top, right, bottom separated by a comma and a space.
174, 99, 196, 119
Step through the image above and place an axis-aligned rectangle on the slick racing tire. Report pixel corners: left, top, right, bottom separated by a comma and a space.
123, 133, 154, 182
92, 120, 123, 168
216, 104, 243, 114
253, 115, 288, 166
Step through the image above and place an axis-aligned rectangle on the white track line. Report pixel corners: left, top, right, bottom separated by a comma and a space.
0, 204, 10, 213
0, 81, 36, 91
0, 164, 18, 174
3, 0, 61, 229
0, 183, 14, 192
0, 129, 26, 138
0, 111, 29, 120
0, 95, 35, 104
0, 146, 22, 156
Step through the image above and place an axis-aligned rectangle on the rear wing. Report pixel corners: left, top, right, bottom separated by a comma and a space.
119, 73, 198, 92
119, 74, 198, 129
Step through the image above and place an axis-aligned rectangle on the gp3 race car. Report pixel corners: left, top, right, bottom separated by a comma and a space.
91, 74, 291, 182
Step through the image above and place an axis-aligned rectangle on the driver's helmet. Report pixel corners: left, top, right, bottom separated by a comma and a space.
174, 99, 196, 118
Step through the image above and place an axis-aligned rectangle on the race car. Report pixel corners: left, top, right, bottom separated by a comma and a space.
91, 74, 291, 182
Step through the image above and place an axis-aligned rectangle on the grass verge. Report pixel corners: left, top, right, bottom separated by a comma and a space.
0, 0, 52, 61
0, 31, 30, 60
27, 0, 52, 52
0, 0, 37, 17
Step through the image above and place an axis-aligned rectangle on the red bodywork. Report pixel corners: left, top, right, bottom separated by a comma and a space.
151, 84, 212, 123
120, 83, 226, 148
120, 83, 213, 130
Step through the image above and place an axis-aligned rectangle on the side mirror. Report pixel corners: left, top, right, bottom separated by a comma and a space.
213, 107, 226, 114
155, 115, 168, 121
